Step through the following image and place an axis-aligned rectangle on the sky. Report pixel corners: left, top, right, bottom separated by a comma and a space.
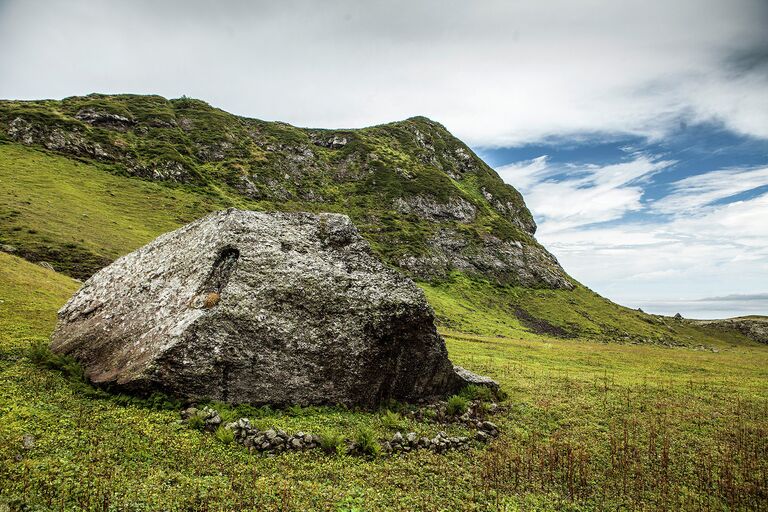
1, 0, 766, 318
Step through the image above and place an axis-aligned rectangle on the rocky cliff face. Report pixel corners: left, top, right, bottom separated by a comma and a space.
50, 209, 495, 406
0, 94, 572, 289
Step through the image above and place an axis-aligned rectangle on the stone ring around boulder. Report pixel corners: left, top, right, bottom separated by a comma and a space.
51, 209, 497, 407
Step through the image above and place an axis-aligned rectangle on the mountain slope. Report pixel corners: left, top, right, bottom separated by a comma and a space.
0, 94, 569, 289
0, 93, 755, 345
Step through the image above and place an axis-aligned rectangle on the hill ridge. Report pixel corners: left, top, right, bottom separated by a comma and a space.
0, 93, 569, 289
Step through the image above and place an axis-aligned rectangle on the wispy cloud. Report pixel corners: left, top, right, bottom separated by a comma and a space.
496, 151, 768, 318
653, 166, 768, 213
499, 154, 675, 233
696, 293, 768, 302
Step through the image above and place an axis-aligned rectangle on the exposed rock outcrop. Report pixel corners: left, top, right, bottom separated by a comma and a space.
398, 229, 573, 289
691, 316, 768, 344
50, 209, 495, 406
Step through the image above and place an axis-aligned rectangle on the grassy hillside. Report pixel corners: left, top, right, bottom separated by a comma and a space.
1, 252, 766, 510
0, 94, 560, 288
0, 142, 751, 345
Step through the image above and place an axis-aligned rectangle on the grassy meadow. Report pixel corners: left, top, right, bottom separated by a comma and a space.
1, 251, 766, 511
0, 141, 767, 510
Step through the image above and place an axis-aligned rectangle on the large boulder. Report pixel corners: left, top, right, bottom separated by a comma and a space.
51, 209, 496, 407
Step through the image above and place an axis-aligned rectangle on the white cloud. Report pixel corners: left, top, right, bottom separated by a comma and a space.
496, 154, 768, 317
495, 156, 551, 191
499, 154, 675, 233
538, 193, 768, 317
653, 166, 768, 213
0, 0, 766, 146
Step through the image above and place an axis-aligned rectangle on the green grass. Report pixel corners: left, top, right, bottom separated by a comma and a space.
214, 426, 235, 445
421, 272, 757, 346
1, 251, 766, 510
446, 395, 469, 416
354, 427, 382, 458
0, 143, 226, 279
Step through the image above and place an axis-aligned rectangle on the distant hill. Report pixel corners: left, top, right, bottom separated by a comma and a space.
690, 317, 768, 344
0, 93, 757, 345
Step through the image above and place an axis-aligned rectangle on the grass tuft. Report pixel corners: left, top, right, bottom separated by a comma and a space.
446, 395, 469, 416
214, 426, 235, 444
354, 427, 381, 458
460, 384, 495, 402
319, 431, 346, 455
379, 410, 404, 430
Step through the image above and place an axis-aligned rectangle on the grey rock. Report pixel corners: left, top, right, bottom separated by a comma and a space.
393, 195, 477, 223
406, 432, 418, 445
476, 431, 490, 442
265, 429, 277, 440
480, 421, 498, 432
204, 415, 221, 431
397, 229, 573, 290
290, 437, 303, 449
180, 407, 199, 420
453, 366, 499, 391
75, 108, 136, 130
0, 244, 17, 253
22, 434, 35, 450
392, 432, 404, 444
312, 134, 348, 149
51, 209, 492, 407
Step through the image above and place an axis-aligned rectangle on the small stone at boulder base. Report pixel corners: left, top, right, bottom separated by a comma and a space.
480, 421, 498, 432
50, 209, 498, 407
453, 365, 499, 391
